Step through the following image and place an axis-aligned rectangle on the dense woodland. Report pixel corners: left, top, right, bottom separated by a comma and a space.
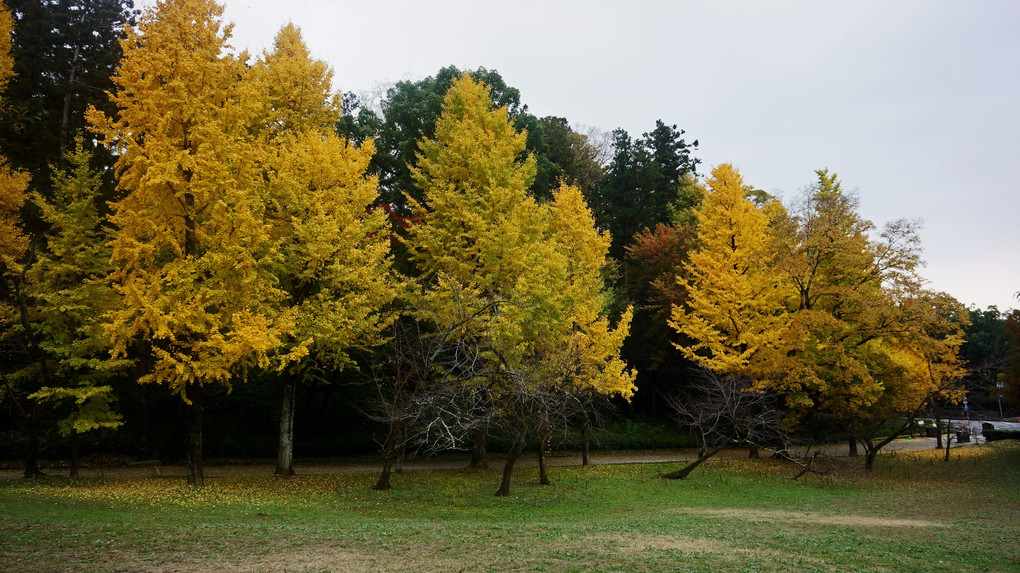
1, 0, 1017, 493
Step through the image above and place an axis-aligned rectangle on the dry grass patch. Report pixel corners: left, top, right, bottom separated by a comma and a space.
679, 507, 944, 529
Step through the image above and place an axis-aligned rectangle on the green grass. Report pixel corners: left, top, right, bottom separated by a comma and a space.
1, 443, 1018, 572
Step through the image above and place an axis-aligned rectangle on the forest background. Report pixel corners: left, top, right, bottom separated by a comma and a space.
0, 0, 1018, 491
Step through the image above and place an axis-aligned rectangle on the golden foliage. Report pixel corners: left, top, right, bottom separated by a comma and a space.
669, 164, 793, 379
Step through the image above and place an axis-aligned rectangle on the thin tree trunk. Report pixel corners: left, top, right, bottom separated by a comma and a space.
275, 378, 297, 477
185, 384, 204, 487
70, 428, 79, 478
934, 414, 943, 449
24, 423, 43, 477
580, 419, 591, 466
660, 447, 722, 480
59, 44, 80, 164
374, 420, 403, 491
495, 439, 522, 497
944, 414, 954, 462
469, 425, 488, 469
848, 430, 859, 456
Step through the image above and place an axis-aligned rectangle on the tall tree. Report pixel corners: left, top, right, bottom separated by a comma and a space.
86, 0, 304, 485
0, 0, 39, 476
591, 120, 699, 259
369, 65, 524, 209
407, 76, 634, 496
23, 140, 127, 476
669, 164, 792, 381
0, 0, 134, 199
251, 23, 399, 477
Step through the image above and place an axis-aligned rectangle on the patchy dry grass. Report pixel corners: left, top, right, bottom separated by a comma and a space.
1, 442, 1018, 572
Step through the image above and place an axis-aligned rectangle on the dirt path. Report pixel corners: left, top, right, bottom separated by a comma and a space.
0, 433, 991, 480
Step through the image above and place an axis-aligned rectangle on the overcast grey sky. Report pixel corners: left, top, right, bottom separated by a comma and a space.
142, 0, 1020, 311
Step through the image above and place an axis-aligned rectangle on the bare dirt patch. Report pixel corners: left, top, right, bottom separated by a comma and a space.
680, 507, 944, 528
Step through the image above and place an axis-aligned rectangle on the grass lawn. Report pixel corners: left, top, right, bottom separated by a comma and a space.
1, 442, 1018, 572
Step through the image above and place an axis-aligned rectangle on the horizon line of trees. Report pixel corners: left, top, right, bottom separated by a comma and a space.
1, 0, 1017, 493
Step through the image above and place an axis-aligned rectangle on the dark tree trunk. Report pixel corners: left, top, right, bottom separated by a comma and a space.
848, 430, 859, 456
469, 426, 488, 469
864, 447, 878, 472
660, 447, 722, 480
70, 428, 79, 478
23, 423, 43, 477
863, 417, 914, 473
275, 378, 297, 477
748, 443, 760, 459
374, 420, 403, 491
185, 384, 204, 486
538, 415, 551, 485
495, 440, 522, 497
580, 420, 591, 466
374, 460, 394, 491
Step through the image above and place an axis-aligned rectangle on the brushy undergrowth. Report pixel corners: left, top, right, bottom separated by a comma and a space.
1, 443, 1018, 572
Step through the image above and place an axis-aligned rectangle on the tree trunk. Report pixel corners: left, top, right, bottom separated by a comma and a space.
848, 430, 858, 456
469, 425, 488, 469
660, 447, 722, 480
373, 420, 403, 491
185, 384, 204, 486
934, 415, 943, 449
863, 417, 914, 473
374, 460, 394, 491
748, 443, 760, 459
580, 420, 591, 466
275, 378, 297, 477
944, 414, 954, 462
538, 415, 551, 485
70, 428, 79, 478
864, 448, 878, 472
495, 440, 522, 497
23, 422, 43, 477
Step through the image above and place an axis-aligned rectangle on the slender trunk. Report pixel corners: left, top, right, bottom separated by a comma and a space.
469, 425, 488, 469
23, 423, 43, 477
70, 428, 79, 478
944, 414, 954, 462
538, 415, 551, 485
59, 44, 80, 164
660, 447, 723, 480
495, 439, 522, 497
374, 420, 403, 491
934, 414, 943, 449
275, 378, 297, 476
13, 269, 49, 477
848, 430, 858, 456
185, 384, 204, 486
580, 420, 591, 466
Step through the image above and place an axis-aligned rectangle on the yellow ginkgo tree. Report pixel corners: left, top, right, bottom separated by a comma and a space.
252, 24, 399, 477
406, 76, 634, 496
669, 163, 794, 381
86, 0, 305, 486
